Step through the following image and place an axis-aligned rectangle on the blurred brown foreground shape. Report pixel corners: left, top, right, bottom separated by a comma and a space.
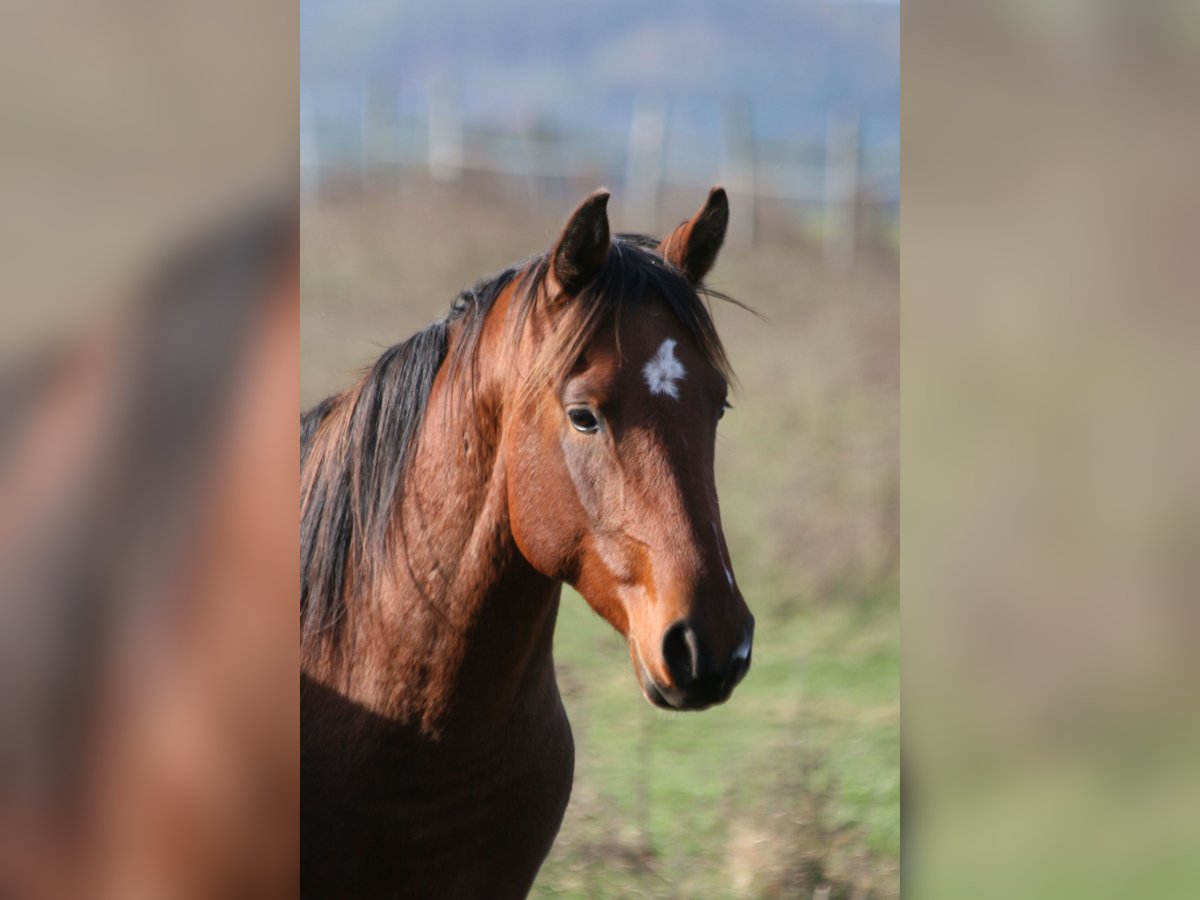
0, 203, 300, 900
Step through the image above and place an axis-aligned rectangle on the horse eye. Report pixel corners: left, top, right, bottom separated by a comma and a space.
567, 408, 600, 433
719, 399, 733, 420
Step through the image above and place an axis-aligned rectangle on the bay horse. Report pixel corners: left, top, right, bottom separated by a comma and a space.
301, 187, 755, 898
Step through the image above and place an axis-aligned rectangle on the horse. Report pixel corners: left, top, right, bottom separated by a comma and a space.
300, 187, 755, 898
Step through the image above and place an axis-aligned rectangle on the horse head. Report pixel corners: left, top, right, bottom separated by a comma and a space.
501, 188, 755, 710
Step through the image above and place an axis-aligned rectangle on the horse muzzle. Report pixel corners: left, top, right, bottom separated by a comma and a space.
634, 617, 754, 711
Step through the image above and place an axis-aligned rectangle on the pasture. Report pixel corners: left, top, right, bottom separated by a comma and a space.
301, 181, 898, 898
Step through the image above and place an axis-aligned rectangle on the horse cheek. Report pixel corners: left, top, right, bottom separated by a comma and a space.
508, 444, 583, 583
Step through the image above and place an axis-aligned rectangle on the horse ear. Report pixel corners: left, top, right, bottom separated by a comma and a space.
658, 186, 729, 284
549, 189, 611, 297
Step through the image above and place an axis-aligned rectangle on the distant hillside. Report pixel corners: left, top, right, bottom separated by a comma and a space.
301, 0, 898, 144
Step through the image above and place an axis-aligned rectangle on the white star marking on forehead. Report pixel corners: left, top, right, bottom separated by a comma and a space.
642, 338, 686, 399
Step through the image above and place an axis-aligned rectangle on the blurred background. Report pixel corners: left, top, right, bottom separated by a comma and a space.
0, 3, 299, 897
905, 3, 1200, 898
301, 1, 899, 897
299, 0, 898, 253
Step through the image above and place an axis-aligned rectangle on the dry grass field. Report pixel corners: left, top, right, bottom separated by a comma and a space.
301, 179, 899, 898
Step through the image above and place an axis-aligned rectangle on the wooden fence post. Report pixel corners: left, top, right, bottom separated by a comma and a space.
824, 111, 860, 271
427, 83, 463, 182
624, 96, 667, 232
301, 97, 319, 203
722, 99, 756, 247
359, 82, 371, 191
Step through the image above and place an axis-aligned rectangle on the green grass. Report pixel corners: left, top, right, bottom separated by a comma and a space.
533, 575, 899, 898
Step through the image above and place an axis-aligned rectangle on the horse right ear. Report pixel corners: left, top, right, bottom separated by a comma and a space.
548, 189, 611, 298
657, 186, 728, 284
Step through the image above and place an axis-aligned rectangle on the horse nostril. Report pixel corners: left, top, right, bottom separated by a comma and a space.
662, 620, 701, 688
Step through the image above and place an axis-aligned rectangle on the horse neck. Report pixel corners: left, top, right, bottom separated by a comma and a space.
322, 300, 562, 740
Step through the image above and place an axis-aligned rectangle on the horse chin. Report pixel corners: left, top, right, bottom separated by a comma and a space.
638, 671, 675, 710
635, 663, 715, 712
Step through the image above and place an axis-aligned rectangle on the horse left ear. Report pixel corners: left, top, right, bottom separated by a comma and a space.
658, 186, 729, 284
549, 189, 611, 297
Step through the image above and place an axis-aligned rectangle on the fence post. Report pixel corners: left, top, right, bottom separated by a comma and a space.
824, 111, 860, 271
722, 99, 756, 247
359, 82, 371, 191
300, 97, 319, 204
624, 96, 667, 231
427, 83, 463, 182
